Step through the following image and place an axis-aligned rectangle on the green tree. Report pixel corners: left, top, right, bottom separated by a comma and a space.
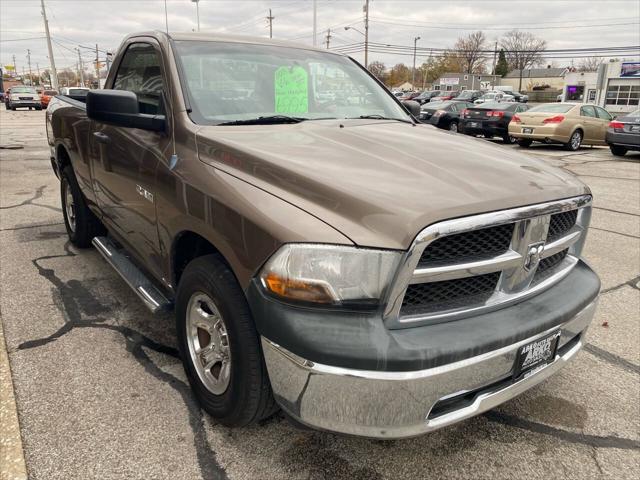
495, 49, 509, 76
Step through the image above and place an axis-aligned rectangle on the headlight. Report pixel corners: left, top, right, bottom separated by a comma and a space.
259, 244, 401, 305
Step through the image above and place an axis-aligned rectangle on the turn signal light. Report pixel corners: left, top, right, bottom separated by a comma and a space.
542, 115, 565, 124
511, 114, 521, 123
262, 272, 334, 303
609, 121, 624, 129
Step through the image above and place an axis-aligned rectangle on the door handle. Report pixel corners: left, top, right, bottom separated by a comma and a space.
93, 132, 111, 144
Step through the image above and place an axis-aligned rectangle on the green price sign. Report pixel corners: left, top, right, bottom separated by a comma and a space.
274, 66, 308, 114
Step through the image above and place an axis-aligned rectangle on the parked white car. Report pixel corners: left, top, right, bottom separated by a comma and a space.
474, 91, 515, 104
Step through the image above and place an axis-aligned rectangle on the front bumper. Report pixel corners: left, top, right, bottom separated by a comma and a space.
9, 100, 41, 108
263, 299, 596, 439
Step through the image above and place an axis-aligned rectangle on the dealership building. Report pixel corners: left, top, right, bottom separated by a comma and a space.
560, 60, 639, 114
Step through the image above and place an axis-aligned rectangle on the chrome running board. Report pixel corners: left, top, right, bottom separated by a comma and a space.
92, 236, 172, 313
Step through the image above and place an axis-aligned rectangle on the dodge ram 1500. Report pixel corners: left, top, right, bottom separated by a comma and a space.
46, 31, 600, 439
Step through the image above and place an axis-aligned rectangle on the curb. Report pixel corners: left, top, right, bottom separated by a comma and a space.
0, 314, 28, 480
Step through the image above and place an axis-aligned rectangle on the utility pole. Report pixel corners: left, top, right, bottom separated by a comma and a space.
267, 9, 274, 38
191, 0, 200, 32
363, 0, 370, 69
164, 0, 169, 33
76, 48, 85, 87
491, 40, 498, 74
36, 63, 41, 86
325, 28, 332, 49
106, 52, 112, 72
27, 49, 33, 85
312, 0, 317, 46
40, 0, 58, 90
12, 55, 17, 79
95, 44, 100, 88
412, 36, 420, 87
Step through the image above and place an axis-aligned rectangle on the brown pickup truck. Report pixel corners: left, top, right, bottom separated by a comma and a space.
46, 32, 600, 439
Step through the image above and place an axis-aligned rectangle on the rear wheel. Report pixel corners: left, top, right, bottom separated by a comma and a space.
609, 145, 628, 157
60, 165, 105, 248
517, 139, 532, 148
176, 255, 277, 427
565, 130, 583, 151
503, 134, 517, 144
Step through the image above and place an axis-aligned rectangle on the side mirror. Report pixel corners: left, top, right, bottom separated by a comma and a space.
402, 100, 421, 117
87, 90, 165, 132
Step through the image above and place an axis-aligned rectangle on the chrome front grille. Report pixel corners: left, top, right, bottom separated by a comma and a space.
418, 223, 514, 266
385, 195, 592, 328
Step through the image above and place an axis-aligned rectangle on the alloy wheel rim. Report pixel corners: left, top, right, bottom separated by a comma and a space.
450, 123, 458, 132
571, 132, 581, 149
64, 182, 76, 232
186, 292, 231, 395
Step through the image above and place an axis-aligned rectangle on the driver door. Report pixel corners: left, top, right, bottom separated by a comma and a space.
89, 41, 170, 276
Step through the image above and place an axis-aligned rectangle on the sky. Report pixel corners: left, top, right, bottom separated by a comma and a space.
1, 0, 639, 77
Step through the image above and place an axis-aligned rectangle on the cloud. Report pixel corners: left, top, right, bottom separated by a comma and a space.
1, 0, 638, 75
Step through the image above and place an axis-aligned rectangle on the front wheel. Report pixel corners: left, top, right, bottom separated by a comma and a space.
176, 255, 277, 427
60, 165, 105, 247
565, 130, 583, 151
517, 139, 532, 148
609, 145, 627, 157
448, 121, 459, 133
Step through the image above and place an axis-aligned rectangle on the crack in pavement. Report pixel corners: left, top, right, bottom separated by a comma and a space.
584, 344, 640, 376
0, 185, 62, 213
485, 411, 640, 450
0, 222, 65, 232
589, 226, 640, 239
593, 206, 640, 217
600, 274, 640, 295
12, 245, 228, 480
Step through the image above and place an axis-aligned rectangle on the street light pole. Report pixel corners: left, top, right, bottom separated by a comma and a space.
412, 36, 421, 87
40, 0, 58, 90
27, 49, 33, 86
363, 0, 370, 69
164, 0, 169, 33
191, 0, 200, 32
313, 0, 317, 46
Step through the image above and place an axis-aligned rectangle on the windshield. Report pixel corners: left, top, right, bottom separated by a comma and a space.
174, 41, 409, 125
528, 104, 574, 113
477, 102, 510, 110
456, 91, 479, 99
12, 87, 37, 94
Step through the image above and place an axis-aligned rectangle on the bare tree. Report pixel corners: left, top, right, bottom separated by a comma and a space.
500, 30, 547, 91
453, 31, 487, 74
577, 57, 602, 72
367, 61, 387, 82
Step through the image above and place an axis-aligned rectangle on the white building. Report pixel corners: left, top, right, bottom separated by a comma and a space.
559, 71, 599, 103
595, 60, 640, 114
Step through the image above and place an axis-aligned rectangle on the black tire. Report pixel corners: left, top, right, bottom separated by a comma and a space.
176, 255, 277, 427
11, 106, 16, 111
517, 139, 532, 148
503, 134, 517, 144
36, 106, 42, 111
60, 165, 105, 247
448, 121, 459, 133
565, 130, 583, 151
609, 145, 627, 157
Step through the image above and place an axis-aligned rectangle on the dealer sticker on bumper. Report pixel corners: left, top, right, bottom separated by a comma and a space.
513, 330, 561, 380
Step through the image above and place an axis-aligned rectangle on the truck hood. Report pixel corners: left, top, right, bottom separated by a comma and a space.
196, 119, 589, 250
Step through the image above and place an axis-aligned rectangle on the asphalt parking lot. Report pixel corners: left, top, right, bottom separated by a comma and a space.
1, 108, 638, 480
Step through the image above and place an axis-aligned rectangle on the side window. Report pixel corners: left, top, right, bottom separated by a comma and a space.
580, 105, 596, 118
595, 107, 612, 121
113, 43, 164, 115
449, 103, 458, 112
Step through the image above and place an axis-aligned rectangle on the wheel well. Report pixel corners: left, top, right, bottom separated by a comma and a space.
572, 128, 584, 136
172, 232, 220, 286
56, 145, 71, 171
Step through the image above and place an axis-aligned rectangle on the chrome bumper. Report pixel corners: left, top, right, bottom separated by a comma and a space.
262, 299, 597, 439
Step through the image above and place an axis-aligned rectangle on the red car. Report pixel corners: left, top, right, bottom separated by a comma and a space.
40, 90, 59, 108
431, 91, 460, 102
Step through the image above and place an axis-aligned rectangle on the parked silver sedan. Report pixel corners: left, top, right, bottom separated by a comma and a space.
606, 108, 640, 156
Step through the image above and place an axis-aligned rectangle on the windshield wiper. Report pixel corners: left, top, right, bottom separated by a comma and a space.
218, 115, 310, 126
349, 114, 414, 124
